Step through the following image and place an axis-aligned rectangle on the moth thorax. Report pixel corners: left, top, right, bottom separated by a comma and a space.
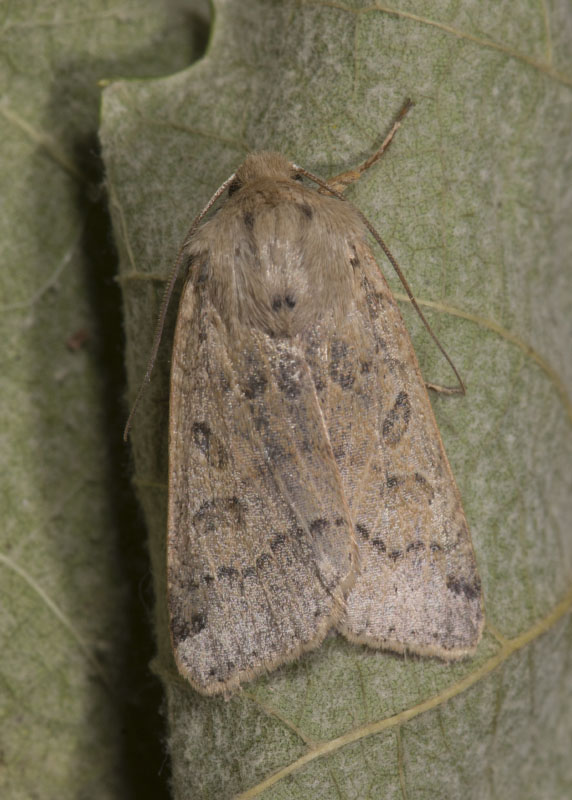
241, 248, 357, 337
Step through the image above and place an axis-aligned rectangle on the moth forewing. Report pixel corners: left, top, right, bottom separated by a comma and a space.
332, 242, 484, 657
167, 153, 359, 695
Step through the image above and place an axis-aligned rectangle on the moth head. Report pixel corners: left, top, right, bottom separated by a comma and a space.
233, 152, 301, 191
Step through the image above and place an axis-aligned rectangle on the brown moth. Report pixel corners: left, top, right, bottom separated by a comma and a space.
159, 142, 483, 695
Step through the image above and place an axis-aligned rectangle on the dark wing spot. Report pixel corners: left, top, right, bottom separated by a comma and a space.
371, 537, 386, 552
191, 421, 227, 468
256, 553, 272, 571
193, 499, 216, 527
313, 375, 326, 392
225, 496, 246, 524
414, 472, 435, 504
270, 534, 286, 551
192, 421, 211, 454
406, 540, 426, 553
243, 211, 255, 229
356, 523, 370, 540
193, 496, 245, 533
310, 518, 329, 534
389, 549, 403, 561
299, 202, 313, 219
446, 575, 482, 601
382, 391, 411, 445
290, 524, 305, 540
191, 612, 207, 634
170, 614, 191, 642
217, 565, 239, 581
333, 444, 345, 460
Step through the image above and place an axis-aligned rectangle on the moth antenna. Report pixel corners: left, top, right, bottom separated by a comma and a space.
294, 165, 466, 396
123, 171, 238, 441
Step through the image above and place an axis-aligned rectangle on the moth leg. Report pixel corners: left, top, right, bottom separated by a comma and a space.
425, 381, 465, 396
326, 98, 414, 194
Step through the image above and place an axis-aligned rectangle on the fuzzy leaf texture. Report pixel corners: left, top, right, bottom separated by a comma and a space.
100, 1, 572, 798
0, 1, 207, 798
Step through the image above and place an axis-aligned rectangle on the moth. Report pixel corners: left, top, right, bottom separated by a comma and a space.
129, 117, 484, 695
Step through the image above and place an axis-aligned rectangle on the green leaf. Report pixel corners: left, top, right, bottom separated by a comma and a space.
0, 1, 208, 798
101, 1, 572, 798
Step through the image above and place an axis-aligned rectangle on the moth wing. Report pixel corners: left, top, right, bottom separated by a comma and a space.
322, 242, 483, 658
168, 282, 356, 694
